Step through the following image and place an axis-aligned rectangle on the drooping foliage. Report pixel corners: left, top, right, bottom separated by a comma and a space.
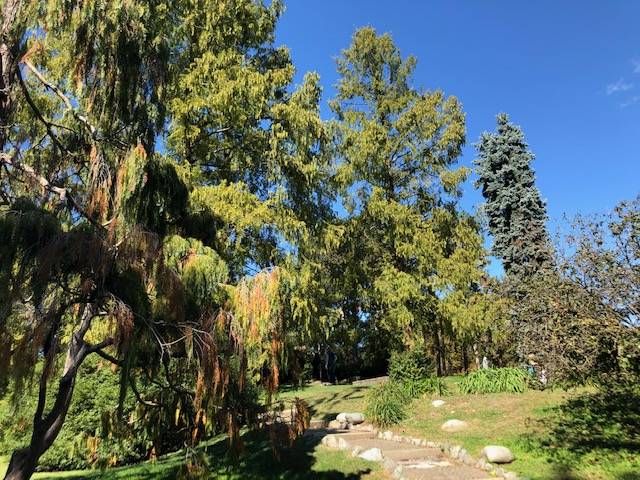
0, 1, 324, 478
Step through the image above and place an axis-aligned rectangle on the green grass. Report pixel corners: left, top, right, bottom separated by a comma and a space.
279, 378, 640, 480
278, 383, 371, 421
1, 431, 387, 480
4, 379, 638, 480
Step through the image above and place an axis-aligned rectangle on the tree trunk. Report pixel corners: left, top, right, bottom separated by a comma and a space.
3, 373, 77, 480
432, 326, 443, 377
0, 0, 23, 149
3, 328, 86, 480
462, 342, 469, 374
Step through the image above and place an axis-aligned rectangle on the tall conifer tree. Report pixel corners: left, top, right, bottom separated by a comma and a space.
475, 113, 554, 282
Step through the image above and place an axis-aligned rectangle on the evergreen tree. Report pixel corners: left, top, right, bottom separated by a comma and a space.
475, 113, 554, 282
330, 28, 488, 374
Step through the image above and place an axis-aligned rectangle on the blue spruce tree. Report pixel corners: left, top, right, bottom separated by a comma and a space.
475, 113, 554, 282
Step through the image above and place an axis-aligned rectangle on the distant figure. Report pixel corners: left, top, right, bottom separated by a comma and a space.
539, 368, 548, 385
325, 347, 337, 384
481, 356, 490, 369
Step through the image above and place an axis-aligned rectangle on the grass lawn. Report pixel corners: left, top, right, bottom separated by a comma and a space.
1, 431, 387, 480
3, 378, 638, 480
279, 378, 640, 480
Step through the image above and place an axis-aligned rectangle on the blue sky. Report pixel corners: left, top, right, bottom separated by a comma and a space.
275, 1, 640, 243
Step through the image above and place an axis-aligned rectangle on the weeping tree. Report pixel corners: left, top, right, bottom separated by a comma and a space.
328, 27, 490, 375
0, 1, 327, 478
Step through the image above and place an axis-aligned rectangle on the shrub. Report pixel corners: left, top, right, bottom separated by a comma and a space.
365, 381, 407, 427
388, 349, 433, 384
458, 367, 528, 394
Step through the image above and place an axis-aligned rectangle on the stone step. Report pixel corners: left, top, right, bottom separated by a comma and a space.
400, 462, 502, 480
381, 447, 444, 462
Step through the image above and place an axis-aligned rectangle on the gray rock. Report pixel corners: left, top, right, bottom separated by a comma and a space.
359, 447, 384, 462
504, 471, 518, 480
345, 412, 365, 424
336, 412, 365, 424
440, 419, 469, 432
328, 420, 346, 430
482, 445, 515, 464
432, 399, 446, 407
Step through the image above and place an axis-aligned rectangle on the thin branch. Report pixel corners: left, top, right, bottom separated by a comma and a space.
0, 151, 106, 231
22, 59, 97, 137
93, 347, 122, 367
17, 67, 67, 153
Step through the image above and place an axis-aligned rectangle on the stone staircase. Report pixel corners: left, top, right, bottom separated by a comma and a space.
307, 426, 510, 480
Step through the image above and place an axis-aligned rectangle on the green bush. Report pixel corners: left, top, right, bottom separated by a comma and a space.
412, 376, 449, 397
458, 367, 528, 394
365, 381, 408, 427
388, 349, 433, 384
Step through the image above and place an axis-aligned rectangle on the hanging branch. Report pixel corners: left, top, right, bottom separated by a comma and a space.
21, 59, 98, 138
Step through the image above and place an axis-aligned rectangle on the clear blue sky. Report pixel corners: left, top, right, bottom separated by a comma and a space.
275, 1, 640, 237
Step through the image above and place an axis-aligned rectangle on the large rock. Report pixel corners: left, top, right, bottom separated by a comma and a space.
440, 419, 469, 432
358, 447, 383, 462
336, 412, 365, 425
432, 399, 446, 408
482, 445, 515, 464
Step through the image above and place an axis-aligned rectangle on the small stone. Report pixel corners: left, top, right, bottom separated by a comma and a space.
336, 413, 347, 422
412, 437, 422, 446
337, 437, 350, 450
382, 430, 394, 440
328, 420, 345, 430
450, 445, 461, 458
432, 399, 446, 407
482, 445, 515, 464
440, 419, 469, 432
351, 446, 362, 457
504, 472, 518, 480
359, 447, 384, 462
323, 435, 339, 448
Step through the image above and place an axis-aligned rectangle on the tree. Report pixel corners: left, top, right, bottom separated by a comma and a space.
329, 27, 487, 375
474, 113, 554, 282
0, 1, 325, 478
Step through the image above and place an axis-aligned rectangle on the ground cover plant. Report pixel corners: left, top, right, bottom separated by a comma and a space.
458, 367, 529, 394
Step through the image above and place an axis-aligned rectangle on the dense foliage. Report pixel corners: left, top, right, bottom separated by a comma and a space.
475, 114, 554, 282
0, 1, 638, 478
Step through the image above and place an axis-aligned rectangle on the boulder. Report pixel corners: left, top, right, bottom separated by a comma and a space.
345, 413, 365, 424
359, 447, 384, 462
440, 419, 469, 432
482, 445, 515, 464
432, 399, 445, 407
336, 412, 365, 425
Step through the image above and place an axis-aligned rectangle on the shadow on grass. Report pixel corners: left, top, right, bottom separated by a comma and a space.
34, 429, 373, 480
525, 384, 640, 480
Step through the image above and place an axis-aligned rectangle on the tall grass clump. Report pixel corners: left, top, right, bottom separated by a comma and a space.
365, 381, 408, 427
459, 367, 528, 394
366, 349, 449, 427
